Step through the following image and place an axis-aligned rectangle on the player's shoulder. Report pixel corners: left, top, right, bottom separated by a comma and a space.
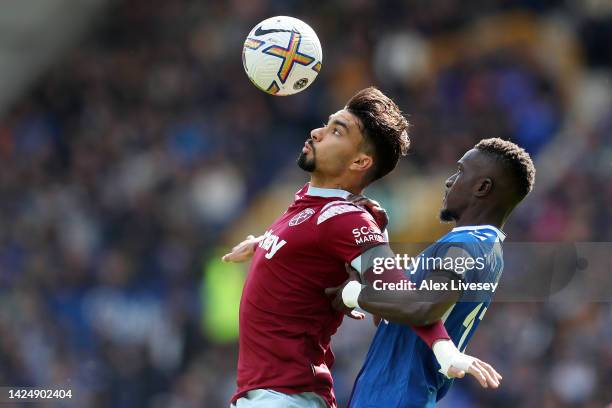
316, 199, 371, 225
442, 225, 506, 244
435, 225, 505, 258
293, 184, 379, 229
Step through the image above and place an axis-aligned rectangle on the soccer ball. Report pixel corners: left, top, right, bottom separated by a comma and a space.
242, 16, 322, 96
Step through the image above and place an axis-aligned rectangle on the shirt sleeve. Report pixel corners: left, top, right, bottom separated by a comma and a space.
317, 205, 386, 264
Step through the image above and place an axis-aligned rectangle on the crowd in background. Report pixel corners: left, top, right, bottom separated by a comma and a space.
0, 0, 610, 407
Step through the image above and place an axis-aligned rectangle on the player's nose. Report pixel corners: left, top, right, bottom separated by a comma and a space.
311, 127, 323, 142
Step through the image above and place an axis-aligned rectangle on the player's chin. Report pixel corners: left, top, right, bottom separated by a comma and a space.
297, 153, 316, 172
439, 208, 457, 222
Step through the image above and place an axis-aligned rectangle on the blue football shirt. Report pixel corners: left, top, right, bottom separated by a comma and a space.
348, 225, 505, 408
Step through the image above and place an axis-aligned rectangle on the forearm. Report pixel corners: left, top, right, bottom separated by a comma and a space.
348, 277, 452, 348
357, 284, 455, 326
360, 262, 460, 326
351, 246, 459, 347
412, 322, 451, 348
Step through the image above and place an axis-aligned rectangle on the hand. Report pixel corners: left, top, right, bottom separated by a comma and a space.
221, 235, 262, 263
447, 357, 502, 389
324, 264, 365, 320
348, 194, 389, 231
433, 340, 502, 389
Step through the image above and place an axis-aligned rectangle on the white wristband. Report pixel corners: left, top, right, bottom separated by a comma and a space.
341, 281, 363, 308
432, 340, 475, 378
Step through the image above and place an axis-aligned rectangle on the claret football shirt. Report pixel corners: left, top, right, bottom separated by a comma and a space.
232, 183, 386, 408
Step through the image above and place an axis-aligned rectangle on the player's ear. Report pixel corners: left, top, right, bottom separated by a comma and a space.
474, 177, 493, 197
351, 153, 373, 173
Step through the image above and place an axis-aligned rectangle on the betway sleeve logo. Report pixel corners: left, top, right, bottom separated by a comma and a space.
259, 230, 287, 259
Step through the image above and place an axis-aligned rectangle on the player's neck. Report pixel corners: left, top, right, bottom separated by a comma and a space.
309, 175, 363, 195
454, 205, 506, 229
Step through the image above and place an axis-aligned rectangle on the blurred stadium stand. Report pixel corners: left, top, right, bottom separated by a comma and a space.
0, 0, 107, 115
0, 0, 610, 407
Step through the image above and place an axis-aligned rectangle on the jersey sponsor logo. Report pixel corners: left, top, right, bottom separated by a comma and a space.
259, 230, 287, 259
289, 208, 315, 226
352, 226, 384, 245
317, 203, 362, 225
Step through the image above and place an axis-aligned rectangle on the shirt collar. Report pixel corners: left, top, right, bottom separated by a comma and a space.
451, 225, 507, 242
306, 184, 352, 199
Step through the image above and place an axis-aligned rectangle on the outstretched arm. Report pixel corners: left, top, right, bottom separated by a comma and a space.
357, 268, 461, 326
344, 242, 462, 327
329, 246, 501, 388
326, 264, 501, 388
221, 235, 263, 263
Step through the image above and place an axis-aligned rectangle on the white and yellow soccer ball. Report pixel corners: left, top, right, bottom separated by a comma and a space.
242, 16, 322, 96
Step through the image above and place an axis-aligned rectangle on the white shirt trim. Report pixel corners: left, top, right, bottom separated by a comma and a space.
306, 184, 351, 199
350, 255, 362, 274
451, 225, 506, 242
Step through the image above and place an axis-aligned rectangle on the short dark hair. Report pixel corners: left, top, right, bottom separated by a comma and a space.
346, 87, 410, 182
475, 138, 536, 201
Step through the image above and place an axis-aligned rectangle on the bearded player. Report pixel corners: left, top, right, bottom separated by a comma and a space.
326, 138, 535, 407
224, 88, 501, 408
